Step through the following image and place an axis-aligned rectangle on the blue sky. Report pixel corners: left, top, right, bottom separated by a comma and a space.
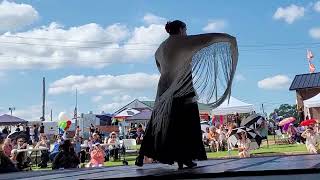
1, 0, 320, 120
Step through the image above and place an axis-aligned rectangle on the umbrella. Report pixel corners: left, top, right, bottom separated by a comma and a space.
300, 119, 317, 126
228, 127, 261, 150
7, 131, 28, 141
241, 114, 264, 127
278, 117, 296, 126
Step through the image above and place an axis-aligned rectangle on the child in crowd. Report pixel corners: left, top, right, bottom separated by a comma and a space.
237, 132, 251, 158
87, 143, 105, 167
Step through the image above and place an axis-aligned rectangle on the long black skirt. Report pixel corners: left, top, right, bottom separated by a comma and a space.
139, 97, 207, 165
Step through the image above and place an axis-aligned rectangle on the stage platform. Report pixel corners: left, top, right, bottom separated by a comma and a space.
2, 154, 320, 180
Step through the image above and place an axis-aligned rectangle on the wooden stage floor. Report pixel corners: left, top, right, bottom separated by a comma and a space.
2, 154, 320, 180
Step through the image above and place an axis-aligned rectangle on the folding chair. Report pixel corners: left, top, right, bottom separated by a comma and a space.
121, 139, 138, 165
275, 130, 289, 144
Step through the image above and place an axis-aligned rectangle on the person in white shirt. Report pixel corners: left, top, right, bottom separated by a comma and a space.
216, 125, 227, 151
302, 127, 319, 154
104, 132, 120, 160
202, 127, 210, 146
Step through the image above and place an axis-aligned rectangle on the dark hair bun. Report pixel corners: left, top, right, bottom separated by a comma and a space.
164, 20, 186, 35
165, 21, 171, 34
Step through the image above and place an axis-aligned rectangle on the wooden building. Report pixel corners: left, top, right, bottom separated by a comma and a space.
289, 72, 320, 119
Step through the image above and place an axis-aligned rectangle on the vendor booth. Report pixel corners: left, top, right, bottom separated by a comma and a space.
303, 93, 320, 119
211, 96, 255, 115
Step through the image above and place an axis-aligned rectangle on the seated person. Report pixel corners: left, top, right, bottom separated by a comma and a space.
202, 127, 210, 146
49, 135, 62, 161
287, 124, 298, 144
35, 135, 50, 168
207, 127, 220, 152
237, 132, 251, 158
135, 125, 145, 145
3, 138, 13, 157
0, 134, 18, 173
255, 120, 268, 146
297, 126, 306, 144
14, 137, 31, 170
86, 143, 105, 167
14, 137, 28, 150
52, 140, 80, 169
104, 132, 120, 160
217, 125, 227, 151
302, 127, 320, 154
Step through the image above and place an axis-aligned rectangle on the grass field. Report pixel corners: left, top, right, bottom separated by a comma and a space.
32, 143, 309, 170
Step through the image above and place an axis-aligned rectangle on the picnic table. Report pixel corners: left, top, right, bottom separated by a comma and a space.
17, 147, 49, 167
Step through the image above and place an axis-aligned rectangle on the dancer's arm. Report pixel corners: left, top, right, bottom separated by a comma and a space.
182, 33, 237, 56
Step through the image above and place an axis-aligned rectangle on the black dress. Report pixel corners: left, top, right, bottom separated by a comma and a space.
138, 93, 207, 165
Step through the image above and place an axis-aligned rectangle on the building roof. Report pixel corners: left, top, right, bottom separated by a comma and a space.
140, 101, 155, 108
126, 110, 152, 121
289, 72, 320, 91
0, 114, 28, 125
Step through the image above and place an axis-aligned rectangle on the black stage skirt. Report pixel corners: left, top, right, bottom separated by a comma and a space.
139, 95, 207, 165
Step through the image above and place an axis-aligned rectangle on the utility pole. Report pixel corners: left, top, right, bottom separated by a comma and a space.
8, 107, 15, 116
50, 109, 53, 122
41, 77, 46, 121
262, 103, 266, 117
74, 89, 78, 127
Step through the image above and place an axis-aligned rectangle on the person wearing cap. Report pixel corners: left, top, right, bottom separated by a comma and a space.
92, 132, 101, 144
302, 127, 320, 154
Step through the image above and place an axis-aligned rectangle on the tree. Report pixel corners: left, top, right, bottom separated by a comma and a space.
269, 104, 298, 121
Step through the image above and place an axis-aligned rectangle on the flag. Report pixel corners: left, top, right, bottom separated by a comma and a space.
309, 62, 316, 73
307, 49, 314, 60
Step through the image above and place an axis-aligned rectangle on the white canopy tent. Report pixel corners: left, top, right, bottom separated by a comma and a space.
303, 93, 320, 118
211, 96, 255, 115
304, 93, 320, 108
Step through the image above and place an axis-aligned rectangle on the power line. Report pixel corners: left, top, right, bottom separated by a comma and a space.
4, 35, 320, 48
2, 35, 320, 50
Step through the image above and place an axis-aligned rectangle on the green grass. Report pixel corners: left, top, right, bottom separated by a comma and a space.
32, 143, 309, 171
206, 143, 307, 158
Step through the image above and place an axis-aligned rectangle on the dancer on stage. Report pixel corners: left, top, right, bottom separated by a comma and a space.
135, 20, 238, 169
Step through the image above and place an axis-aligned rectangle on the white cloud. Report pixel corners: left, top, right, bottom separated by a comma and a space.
0, 1, 39, 32
202, 20, 226, 33
258, 75, 291, 90
0, 14, 168, 70
101, 95, 134, 113
235, 74, 246, 81
273, 4, 304, 24
143, 13, 167, 25
13, 105, 42, 121
314, 1, 320, 12
309, 27, 320, 39
91, 96, 103, 103
48, 73, 160, 95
